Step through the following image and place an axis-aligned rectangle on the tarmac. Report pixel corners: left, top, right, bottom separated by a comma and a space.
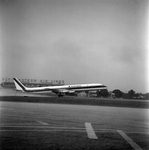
0, 88, 149, 150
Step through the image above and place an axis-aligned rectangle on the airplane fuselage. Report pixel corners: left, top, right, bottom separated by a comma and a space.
13, 78, 107, 96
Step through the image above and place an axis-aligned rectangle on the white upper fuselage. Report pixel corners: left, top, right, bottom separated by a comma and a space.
25, 83, 106, 93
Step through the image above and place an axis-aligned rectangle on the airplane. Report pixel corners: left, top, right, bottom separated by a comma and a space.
13, 78, 107, 97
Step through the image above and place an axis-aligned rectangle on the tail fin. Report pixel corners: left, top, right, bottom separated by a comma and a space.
13, 78, 27, 91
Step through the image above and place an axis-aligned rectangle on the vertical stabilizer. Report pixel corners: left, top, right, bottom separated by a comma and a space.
13, 78, 26, 91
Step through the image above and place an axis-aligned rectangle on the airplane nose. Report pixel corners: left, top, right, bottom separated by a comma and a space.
103, 85, 107, 88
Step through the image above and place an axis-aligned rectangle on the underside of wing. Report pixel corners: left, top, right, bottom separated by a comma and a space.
51, 89, 75, 97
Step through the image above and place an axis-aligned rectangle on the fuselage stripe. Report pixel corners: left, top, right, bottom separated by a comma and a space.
13, 78, 107, 93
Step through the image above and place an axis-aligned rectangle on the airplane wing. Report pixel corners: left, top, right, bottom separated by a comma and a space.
51, 89, 75, 97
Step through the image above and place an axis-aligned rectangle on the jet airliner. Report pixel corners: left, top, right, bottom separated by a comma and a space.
13, 78, 107, 97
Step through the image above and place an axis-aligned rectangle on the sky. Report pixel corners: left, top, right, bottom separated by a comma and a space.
0, 0, 148, 93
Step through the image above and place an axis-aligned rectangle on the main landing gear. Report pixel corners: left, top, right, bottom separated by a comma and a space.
58, 94, 63, 97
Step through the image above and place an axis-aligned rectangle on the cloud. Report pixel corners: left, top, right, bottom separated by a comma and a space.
52, 37, 82, 58
109, 45, 143, 64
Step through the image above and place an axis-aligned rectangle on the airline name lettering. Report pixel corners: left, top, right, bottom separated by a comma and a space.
69, 85, 81, 88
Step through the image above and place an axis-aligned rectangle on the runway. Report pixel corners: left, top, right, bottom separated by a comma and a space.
0, 97, 149, 150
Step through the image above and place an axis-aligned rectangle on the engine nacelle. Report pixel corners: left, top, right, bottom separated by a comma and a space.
67, 90, 75, 93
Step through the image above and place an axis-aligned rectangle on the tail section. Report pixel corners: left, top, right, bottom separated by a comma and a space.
13, 78, 27, 91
